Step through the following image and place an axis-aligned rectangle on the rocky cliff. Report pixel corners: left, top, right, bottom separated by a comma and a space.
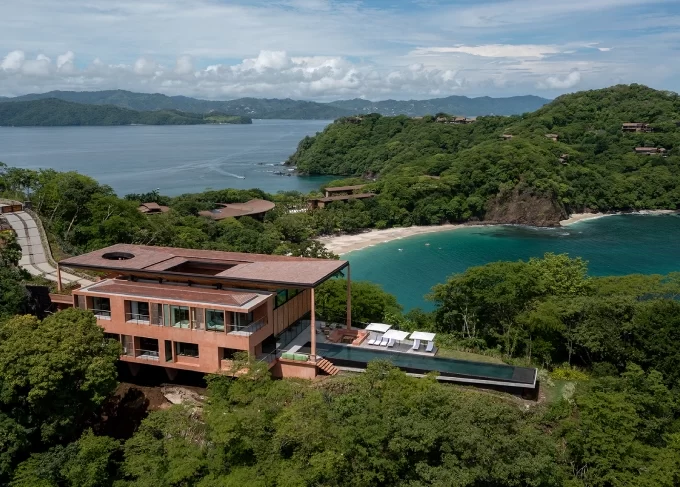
483, 187, 567, 227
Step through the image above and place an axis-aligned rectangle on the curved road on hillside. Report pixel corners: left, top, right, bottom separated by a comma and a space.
4, 211, 93, 286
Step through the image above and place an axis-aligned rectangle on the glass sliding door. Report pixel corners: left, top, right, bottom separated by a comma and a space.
206, 309, 225, 332
231, 311, 253, 331
171, 305, 190, 328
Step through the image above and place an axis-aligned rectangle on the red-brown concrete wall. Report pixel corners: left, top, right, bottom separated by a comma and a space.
270, 359, 318, 379
76, 287, 274, 374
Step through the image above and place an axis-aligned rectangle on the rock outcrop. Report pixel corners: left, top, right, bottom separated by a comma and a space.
484, 187, 567, 227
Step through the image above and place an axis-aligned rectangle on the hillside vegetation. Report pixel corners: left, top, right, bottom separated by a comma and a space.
289, 85, 680, 223
4, 89, 549, 119
0, 98, 251, 126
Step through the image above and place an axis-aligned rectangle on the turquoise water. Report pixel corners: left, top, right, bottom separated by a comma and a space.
0, 120, 333, 196
347, 214, 680, 311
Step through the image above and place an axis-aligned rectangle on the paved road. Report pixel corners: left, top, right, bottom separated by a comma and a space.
4, 211, 93, 286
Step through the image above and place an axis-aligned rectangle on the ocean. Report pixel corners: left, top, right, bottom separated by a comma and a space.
347, 214, 680, 311
0, 120, 333, 196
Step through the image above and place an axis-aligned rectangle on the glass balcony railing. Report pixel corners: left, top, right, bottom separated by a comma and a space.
91, 308, 111, 319
135, 349, 160, 361
228, 318, 266, 336
125, 312, 151, 324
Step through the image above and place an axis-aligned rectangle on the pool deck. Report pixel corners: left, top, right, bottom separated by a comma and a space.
281, 323, 438, 357
279, 322, 537, 393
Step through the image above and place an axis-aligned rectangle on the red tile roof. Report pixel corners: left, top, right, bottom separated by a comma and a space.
59, 244, 348, 287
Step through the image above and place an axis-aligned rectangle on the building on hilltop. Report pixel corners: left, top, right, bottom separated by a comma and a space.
137, 202, 169, 215
57, 244, 351, 379
545, 133, 559, 141
198, 199, 275, 221
634, 147, 667, 155
54, 244, 539, 394
435, 116, 476, 124
500, 134, 514, 140
308, 193, 375, 210
622, 122, 652, 133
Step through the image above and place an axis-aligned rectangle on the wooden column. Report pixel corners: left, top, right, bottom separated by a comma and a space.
56, 265, 63, 292
310, 287, 316, 362
346, 264, 352, 329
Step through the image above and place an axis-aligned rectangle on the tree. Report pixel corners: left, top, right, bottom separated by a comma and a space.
316, 279, 401, 325
0, 231, 29, 320
0, 309, 119, 480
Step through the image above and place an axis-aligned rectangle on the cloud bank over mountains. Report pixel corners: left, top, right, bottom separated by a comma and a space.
0, 0, 677, 100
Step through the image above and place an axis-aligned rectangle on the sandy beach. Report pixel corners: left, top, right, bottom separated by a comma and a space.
319, 210, 679, 255
560, 210, 678, 226
317, 224, 478, 255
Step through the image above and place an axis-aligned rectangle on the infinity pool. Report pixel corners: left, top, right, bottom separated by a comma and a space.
299, 342, 536, 387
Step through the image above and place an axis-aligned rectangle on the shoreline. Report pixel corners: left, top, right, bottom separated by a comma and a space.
317, 224, 481, 255
319, 210, 679, 255
560, 209, 678, 226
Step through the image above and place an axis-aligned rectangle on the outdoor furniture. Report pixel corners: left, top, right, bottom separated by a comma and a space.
426, 341, 434, 353
412, 339, 421, 351
365, 323, 393, 333
387, 338, 395, 348
382, 329, 410, 344
368, 334, 380, 345
380, 337, 389, 346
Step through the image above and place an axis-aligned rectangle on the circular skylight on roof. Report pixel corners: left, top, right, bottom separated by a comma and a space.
102, 251, 135, 261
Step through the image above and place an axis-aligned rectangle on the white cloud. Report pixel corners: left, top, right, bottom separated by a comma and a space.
1, 50, 25, 71
56, 51, 75, 73
133, 57, 159, 76
174, 55, 193, 75
539, 70, 582, 89
598, 47, 613, 51
416, 44, 561, 59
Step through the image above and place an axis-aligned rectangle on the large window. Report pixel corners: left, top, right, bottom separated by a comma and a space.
127, 301, 150, 323
137, 337, 159, 360
275, 289, 300, 309
170, 305, 190, 328
91, 297, 111, 319
231, 311, 253, 331
175, 341, 199, 358
206, 309, 225, 332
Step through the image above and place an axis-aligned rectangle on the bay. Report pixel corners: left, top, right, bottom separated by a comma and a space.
347, 214, 680, 311
0, 120, 333, 196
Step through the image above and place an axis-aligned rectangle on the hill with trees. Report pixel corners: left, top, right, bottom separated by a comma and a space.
3, 89, 549, 119
287, 84, 680, 225
0, 98, 252, 126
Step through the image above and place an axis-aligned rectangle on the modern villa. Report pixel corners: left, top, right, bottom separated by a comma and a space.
56, 243, 538, 396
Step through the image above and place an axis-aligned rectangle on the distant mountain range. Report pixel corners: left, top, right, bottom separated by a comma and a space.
0, 90, 551, 120
0, 98, 252, 126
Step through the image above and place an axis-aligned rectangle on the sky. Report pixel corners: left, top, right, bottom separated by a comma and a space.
0, 0, 678, 101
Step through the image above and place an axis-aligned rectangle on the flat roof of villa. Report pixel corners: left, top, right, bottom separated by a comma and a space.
60, 244, 348, 287
324, 184, 367, 192
79, 279, 271, 309
198, 199, 275, 220
312, 193, 376, 203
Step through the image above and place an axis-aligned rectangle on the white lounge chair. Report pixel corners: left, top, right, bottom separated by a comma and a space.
380, 337, 389, 346
426, 341, 434, 353
412, 339, 421, 351
387, 338, 395, 348
368, 334, 379, 346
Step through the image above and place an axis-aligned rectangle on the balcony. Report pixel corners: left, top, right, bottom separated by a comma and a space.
126, 312, 151, 324
92, 308, 112, 320
136, 349, 160, 361
228, 317, 266, 336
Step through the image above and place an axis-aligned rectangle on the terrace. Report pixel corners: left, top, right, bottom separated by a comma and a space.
274, 321, 537, 394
